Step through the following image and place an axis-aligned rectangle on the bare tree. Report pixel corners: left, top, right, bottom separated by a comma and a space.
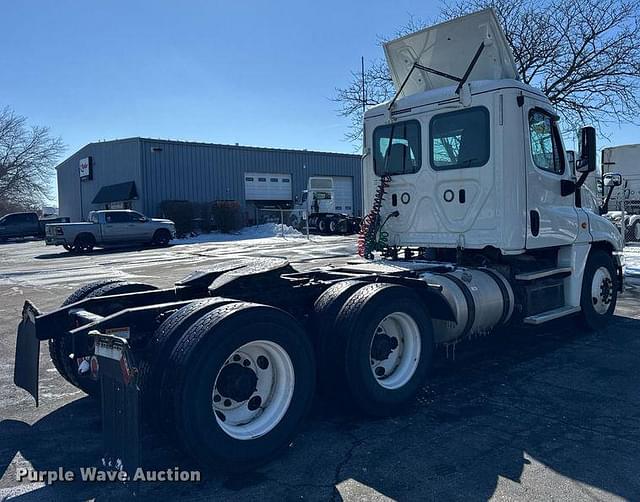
0, 107, 64, 212
334, 0, 640, 144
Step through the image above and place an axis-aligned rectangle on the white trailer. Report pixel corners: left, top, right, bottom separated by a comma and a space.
14, 9, 623, 474
601, 144, 640, 212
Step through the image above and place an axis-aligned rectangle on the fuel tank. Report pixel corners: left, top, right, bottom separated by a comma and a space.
421, 267, 514, 343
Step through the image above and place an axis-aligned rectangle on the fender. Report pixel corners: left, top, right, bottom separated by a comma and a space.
587, 212, 623, 252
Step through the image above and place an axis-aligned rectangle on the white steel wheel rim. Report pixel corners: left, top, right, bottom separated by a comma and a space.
591, 266, 613, 315
369, 312, 421, 390
212, 340, 295, 440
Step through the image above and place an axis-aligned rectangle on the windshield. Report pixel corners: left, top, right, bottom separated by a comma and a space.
581, 186, 599, 213
313, 191, 332, 200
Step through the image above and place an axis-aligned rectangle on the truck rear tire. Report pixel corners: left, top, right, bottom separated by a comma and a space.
629, 220, 640, 242
328, 218, 338, 234
169, 302, 315, 470
138, 297, 238, 429
310, 280, 367, 394
327, 283, 434, 416
73, 234, 95, 253
48, 280, 157, 396
578, 250, 618, 331
317, 217, 329, 234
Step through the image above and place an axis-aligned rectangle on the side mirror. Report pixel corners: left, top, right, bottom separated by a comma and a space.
576, 126, 596, 173
599, 172, 623, 215
603, 173, 622, 187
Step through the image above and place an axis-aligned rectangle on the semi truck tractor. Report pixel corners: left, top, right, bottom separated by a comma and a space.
14, 9, 623, 472
291, 176, 361, 234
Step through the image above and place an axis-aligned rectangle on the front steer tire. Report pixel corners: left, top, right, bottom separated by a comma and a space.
169, 302, 315, 471
578, 250, 618, 331
48, 280, 157, 396
152, 229, 172, 247
327, 283, 434, 416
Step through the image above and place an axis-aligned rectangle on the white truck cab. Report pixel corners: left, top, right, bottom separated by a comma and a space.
361, 9, 622, 325
293, 176, 361, 233
298, 177, 337, 214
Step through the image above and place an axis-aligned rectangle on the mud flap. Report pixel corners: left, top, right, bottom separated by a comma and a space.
14, 301, 42, 406
95, 334, 140, 480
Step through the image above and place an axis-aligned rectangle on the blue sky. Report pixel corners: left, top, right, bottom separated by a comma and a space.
1, 0, 638, 203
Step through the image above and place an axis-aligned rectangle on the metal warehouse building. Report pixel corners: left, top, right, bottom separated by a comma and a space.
56, 137, 362, 223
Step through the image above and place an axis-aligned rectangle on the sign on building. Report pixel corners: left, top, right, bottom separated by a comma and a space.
79, 157, 93, 181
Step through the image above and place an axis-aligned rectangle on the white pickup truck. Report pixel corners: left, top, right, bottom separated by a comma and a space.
45, 210, 176, 252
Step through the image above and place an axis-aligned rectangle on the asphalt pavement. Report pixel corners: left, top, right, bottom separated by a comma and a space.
0, 236, 638, 501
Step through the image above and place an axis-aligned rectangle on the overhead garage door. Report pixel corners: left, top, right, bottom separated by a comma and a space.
333, 176, 354, 215
244, 173, 292, 201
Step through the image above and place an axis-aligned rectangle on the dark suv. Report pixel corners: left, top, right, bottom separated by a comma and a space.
0, 212, 41, 241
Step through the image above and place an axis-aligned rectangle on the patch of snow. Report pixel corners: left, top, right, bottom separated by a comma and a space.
175, 223, 303, 244
623, 245, 640, 285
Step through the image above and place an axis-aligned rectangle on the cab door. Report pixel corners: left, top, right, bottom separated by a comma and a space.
102, 211, 135, 243
129, 212, 154, 241
524, 103, 578, 249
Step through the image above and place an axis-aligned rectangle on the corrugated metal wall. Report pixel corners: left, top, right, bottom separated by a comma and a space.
56, 139, 143, 221
57, 138, 362, 221
139, 139, 362, 218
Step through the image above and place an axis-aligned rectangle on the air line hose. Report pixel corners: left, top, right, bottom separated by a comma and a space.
358, 175, 392, 259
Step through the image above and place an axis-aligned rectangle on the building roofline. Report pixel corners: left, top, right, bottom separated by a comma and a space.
57, 137, 361, 169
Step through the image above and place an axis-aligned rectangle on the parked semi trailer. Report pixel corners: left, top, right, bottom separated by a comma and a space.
601, 145, 640, 240
14, 9, 623, 473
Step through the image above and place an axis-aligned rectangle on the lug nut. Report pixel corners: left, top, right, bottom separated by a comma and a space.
213, 394, 221, 403
224, 399, 232, 407
257, 356, 269, 370
375, 367, 385, 377
248, 396, 262, 411
233, 354, 241, 362
243, 359, 251, 367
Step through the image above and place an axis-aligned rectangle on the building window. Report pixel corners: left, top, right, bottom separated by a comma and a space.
258, 177, 266, 182
245, 177, 254, 182
270, 178, 278, 182
528, 109, 565, 174
373, 120, 422, 175
429, 107, 490, 170
282, 178, 290, 183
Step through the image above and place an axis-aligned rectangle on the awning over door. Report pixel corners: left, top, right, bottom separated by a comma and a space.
92, 181, 138, 204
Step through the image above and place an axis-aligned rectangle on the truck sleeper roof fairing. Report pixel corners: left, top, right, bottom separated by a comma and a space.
384, 8, 519, 99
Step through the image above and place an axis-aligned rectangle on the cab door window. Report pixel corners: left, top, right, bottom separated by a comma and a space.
529, 109, 565, 174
